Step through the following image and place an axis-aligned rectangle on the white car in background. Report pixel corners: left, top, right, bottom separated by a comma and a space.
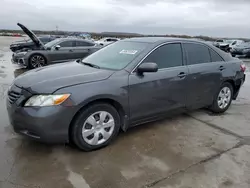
216, 39, 245, 52
95, 37, 120, 46
221, 39, 244, 49
213, 39, 225, 47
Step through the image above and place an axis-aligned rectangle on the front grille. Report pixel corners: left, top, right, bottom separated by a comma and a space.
8, 90, 21, 104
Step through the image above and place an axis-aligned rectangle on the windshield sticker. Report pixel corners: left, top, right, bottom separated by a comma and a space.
119, 50, 138, 55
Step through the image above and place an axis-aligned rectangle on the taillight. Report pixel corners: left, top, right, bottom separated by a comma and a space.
240, 63, 246, 72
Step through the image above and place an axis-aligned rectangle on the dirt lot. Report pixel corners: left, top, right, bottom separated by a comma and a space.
0, 36, 250, 188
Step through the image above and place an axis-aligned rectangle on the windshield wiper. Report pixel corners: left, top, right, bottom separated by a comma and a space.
82, 62, 100, 69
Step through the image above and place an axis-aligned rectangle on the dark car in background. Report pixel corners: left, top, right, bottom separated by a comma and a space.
7, 37, 246, 151
12, 23, 101, 69
10, 36, 55, 52
231, 42, 250, 57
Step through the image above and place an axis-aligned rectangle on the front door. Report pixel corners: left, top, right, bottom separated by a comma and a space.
183, 42, 225, 109
48, 40, 76, 63
128, 43, 188, 123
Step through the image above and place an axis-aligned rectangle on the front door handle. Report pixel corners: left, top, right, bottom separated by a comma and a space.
219, 65, 225, 71
177, 72, 186, 78
69, 49, 73, 52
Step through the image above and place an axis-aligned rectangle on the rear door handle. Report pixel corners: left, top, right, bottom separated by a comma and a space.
69, 49, 73, 52
177, 72, 186, 78
219, 65, 225, 71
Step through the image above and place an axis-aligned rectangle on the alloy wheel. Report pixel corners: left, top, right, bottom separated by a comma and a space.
31, 55, 45, 68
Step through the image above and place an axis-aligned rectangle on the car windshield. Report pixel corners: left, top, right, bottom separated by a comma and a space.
44, 38, 61, 48
225, 40, 238, 44
81, 41, 148, 70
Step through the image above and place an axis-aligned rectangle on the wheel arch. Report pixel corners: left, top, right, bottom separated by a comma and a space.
28, 52, 48, 68
68, 97, 129, 142
222, 79, 239, 100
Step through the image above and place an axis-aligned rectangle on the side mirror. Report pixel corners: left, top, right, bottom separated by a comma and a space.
55, 45, 61, 50
76, 59, 81, 63
137, 62, 158, 74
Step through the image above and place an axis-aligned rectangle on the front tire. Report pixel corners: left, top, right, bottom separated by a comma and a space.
71, 103, 121, 151
209, 82, 233, 113
28, 54, 46, 69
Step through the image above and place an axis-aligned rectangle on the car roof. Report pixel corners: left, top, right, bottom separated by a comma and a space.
122, 37, 233, 61
58, 38, 95, 43
122, 37, 209, 44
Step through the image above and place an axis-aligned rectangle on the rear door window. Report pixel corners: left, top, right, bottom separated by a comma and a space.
76, 41, 94, 47
183, 43, 210, 65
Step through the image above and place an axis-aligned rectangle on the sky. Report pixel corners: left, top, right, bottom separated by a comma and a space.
1, 0, 250, 38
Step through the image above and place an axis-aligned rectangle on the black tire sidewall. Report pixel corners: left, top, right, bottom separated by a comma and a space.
211, 82, 233, 113
72, 103, 121, 151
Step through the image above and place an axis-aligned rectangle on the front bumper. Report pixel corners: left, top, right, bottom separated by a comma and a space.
11, 53, 28, 67
6, 85, 76, 144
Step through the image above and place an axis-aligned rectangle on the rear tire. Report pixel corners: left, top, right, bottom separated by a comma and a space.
71, 103, 121, 151
28, 54, 47, 69
209, 82, 233, 113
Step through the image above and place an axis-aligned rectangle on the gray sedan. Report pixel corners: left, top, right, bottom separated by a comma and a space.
11, 23, 101, 69
7, 37, 246, 151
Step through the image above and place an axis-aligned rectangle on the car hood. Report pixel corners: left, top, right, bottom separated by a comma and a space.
234, 44, 250, 49
13, 61, 115, 94
219, 43, 230, 47
17, 23, 45, 49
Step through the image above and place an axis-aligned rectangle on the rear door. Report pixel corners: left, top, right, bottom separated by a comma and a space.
129, 43, 189, 123
183, 42, 226, 109
49, 40, 76, 63
74, 40, 96, 59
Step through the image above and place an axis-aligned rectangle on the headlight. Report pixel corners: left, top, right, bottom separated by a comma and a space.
16, 52, 27, 56
24, 94, 70, 107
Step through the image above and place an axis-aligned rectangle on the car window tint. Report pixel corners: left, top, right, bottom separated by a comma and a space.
59, 41, 74, 47
232, 41, 237, 45
40, 38, 49, 42
143, 43, 183, 69
76, 41, 94, 47
210, 49, 224, 62
184, 43, 210, 65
